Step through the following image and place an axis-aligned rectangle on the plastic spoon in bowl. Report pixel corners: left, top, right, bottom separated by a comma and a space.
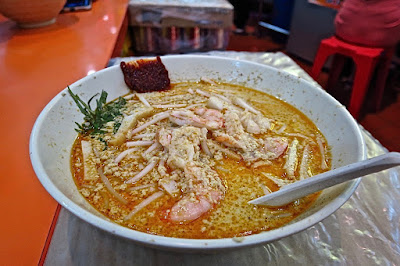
248, 152, 400, 207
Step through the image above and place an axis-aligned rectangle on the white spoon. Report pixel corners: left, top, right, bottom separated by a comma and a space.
248, 152, 400, 206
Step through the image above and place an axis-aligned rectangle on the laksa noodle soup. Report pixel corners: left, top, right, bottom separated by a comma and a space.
69, 58, 331, 239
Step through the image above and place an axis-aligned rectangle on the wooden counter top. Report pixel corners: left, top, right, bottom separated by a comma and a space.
0, 0, 128, 263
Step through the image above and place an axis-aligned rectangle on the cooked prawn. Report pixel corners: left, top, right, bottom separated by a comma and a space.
168, 190, 222, 222
166, 162, 225, 222
263, 137, 288, 159
169, 108, 224, 130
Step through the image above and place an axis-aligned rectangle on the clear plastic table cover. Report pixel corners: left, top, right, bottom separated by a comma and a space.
45, 52, 400, 265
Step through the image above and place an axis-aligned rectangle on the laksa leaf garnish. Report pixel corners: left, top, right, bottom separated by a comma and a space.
67, 87, 126, 136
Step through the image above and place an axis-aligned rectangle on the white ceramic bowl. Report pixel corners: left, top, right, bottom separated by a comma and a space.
30, 55, 366, 251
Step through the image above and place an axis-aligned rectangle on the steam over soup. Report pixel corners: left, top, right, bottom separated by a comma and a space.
70, 81, 331, 239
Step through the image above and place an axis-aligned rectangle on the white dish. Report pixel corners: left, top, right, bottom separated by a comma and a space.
29, 55, 366, 251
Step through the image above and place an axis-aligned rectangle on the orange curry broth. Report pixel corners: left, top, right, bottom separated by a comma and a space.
70, 82, 330, 239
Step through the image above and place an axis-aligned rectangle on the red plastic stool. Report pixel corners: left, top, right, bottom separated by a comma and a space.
311, 36, 394, 119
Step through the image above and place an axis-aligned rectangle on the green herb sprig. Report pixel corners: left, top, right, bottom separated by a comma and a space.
67, 87, 126, 136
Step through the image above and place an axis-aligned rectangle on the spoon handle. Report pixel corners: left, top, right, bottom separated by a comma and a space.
248, 152, 400, 206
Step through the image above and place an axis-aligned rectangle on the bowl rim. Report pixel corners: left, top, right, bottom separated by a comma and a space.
29, 54, 366, 251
